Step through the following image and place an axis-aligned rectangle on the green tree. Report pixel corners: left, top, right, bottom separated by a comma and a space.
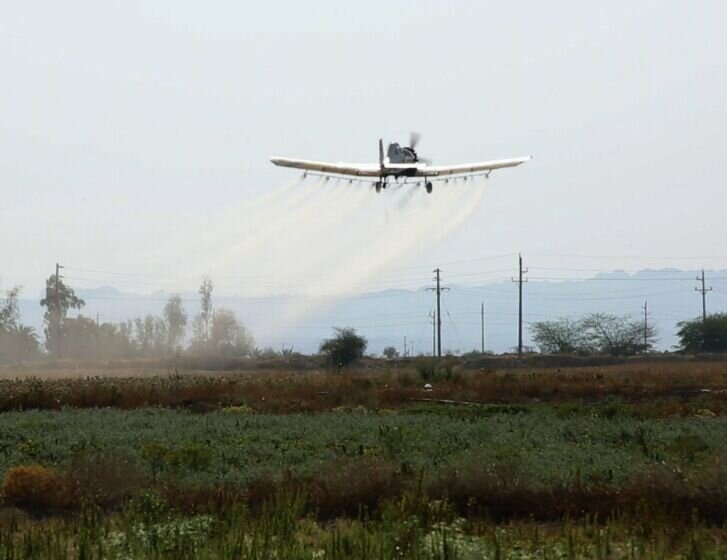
192, 277, 214, 349
39, 274, 85, 358
133, 315, 167, 357
676, 313, 727, 353
60, 316, 99, 359
582, 313, 657, 356
0, 286, 21, 328
382, 346, 399, 359
319, 327, 367, 369
530, 313, 657, 356
530, 318, 587, 354
0, 286, 41, 363
0, 324, 40, 364
210, 308, 255, 356
163, 294, 187, 353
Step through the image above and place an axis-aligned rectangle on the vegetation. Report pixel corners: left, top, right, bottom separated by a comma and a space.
319, 327, 368, 369
531, 313, 658, 355
40, 274, 85, 359
0, 360, 724, 557
677, 313, 727, 353
0, 285, 40, 364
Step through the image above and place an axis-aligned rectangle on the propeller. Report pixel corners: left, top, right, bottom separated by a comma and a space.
408, 131, 432, 164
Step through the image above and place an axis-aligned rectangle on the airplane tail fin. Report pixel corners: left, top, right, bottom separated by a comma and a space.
379, 138, 384, 169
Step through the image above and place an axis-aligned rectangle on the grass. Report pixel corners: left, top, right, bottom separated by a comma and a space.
0, 492, 725, 558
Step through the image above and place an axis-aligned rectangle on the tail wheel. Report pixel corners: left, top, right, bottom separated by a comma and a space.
425, 181, 433, 194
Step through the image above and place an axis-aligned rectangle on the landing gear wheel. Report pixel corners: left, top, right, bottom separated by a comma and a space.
375, 181, 382, 193
425, 181, 433, 194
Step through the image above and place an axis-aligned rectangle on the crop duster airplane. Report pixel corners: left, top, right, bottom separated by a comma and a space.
271, 133, 531, 193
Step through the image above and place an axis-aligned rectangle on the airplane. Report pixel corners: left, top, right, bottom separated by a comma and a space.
270, 133, 531, 193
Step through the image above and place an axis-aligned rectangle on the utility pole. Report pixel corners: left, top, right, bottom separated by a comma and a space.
54, 262, 64, 360
427, 268, 450, 358
481, 300, 485, 353
430, 311, 436, 356
403, 336, 407, 358
695, 269, 712, 323
642, 300, 649, 352
511, 254, 528, 357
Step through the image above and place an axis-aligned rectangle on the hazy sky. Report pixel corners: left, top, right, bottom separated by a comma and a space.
3, 1, 727, 297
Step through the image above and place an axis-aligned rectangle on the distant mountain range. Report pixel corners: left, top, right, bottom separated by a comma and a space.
18, 269, 727, 355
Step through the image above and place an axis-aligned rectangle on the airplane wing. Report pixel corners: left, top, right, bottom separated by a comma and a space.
270, 157, 381, 177
415, 156, 532, 178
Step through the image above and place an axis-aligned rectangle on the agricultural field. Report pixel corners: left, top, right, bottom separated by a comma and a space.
0, 358, 725, 558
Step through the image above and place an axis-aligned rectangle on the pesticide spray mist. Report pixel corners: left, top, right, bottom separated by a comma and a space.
193, 175, 489, 340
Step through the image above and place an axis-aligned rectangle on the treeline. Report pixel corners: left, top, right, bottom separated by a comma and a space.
0, 276, 256, 364
531, 312, 727, 355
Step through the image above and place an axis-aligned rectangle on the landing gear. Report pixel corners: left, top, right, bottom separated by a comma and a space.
425, 181, 433, 194
375, 181, 382, 193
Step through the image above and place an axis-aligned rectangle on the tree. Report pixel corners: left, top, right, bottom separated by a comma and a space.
319, 327, 367, 369
60, 316, 100, 359
0, 286, 40, 363
382, 346, 399, 359
676, 313, 727, 353
133, 315, 167, 357
530, 313, 657, 356
531, 318, 587, 354
0, 286, 21, 329
0, 324, 40, 364
209, 308, 255, 356
163, 294, 187, 353
95, 320, 136, 359
39, 274, 85, 358
582, 313, 657, 356
192, 277, 214, 348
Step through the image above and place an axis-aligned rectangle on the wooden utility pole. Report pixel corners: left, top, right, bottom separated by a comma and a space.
54, 262, 63, 359
642, 300, 649, 352
481, 300, 485, 353
430, 311, 436, 356
695, 269, 712, 323
511, 254, 528, 357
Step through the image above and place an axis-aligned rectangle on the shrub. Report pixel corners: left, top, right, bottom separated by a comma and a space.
1, 465, 62, 510
64, 453, 149, 508
307, 458, 403, 518
319, 327, 367, 369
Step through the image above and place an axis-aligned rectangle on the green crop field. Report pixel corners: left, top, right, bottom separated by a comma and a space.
0, 359, 725, 558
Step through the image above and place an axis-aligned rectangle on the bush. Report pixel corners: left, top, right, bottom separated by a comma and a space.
319, 327, 367, 369
1, 465, 62, 510
64, 453, 149, 508
677, 313, 727, 353
307, 458, 403, 518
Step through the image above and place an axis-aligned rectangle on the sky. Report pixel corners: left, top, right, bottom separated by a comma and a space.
2, 1, 727, 304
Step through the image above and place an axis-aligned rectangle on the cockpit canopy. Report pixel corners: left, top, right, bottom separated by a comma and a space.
387, 142, 418, 164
